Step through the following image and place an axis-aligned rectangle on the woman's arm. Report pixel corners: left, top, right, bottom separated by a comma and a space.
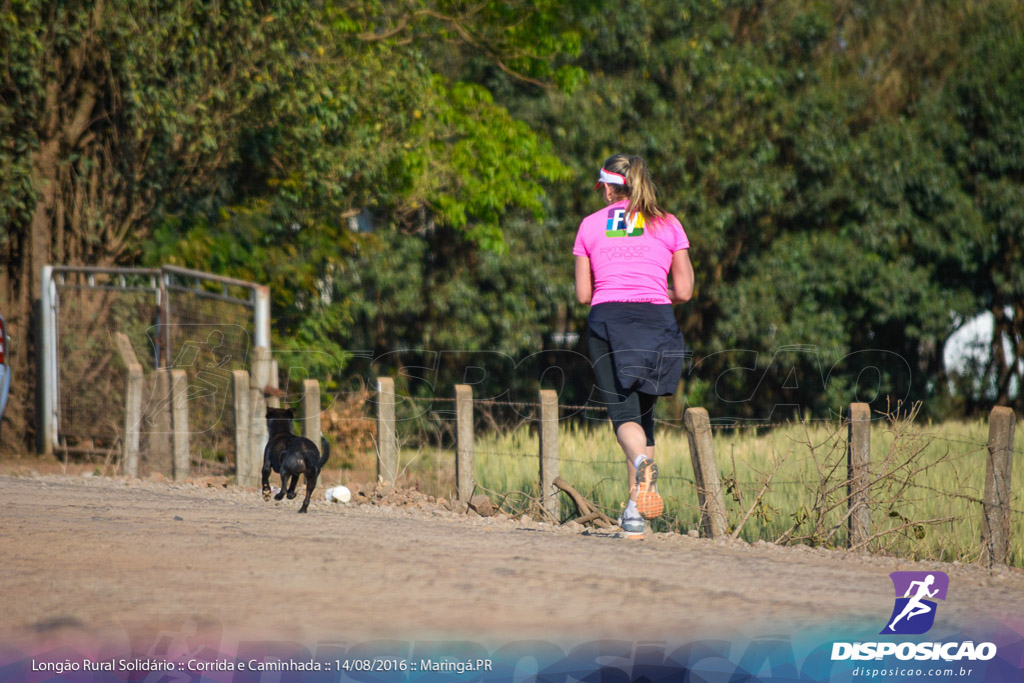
667, 249, 694, 304
575, 255, 593, 305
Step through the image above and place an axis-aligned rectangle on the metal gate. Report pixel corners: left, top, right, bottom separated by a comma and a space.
39, 265, 270, 471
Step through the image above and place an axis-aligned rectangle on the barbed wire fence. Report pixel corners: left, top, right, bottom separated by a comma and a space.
354, 381, 1021, 567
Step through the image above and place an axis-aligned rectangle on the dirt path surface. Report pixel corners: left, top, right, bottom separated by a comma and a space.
2, 472, 1023, 647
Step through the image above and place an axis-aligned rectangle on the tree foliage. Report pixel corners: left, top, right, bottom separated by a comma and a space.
502, 0, 1024, 418
3, 0, 1022, 448
1, 0, 585, 443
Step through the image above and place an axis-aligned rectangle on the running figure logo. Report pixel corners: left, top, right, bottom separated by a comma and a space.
881, 571, 949, 635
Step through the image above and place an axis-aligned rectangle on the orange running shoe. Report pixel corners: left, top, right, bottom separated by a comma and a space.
635, 458, 663, 519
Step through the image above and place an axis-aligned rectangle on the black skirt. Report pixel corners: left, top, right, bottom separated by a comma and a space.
587, 302, 687, 397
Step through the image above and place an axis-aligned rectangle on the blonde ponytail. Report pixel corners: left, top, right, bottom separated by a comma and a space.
624, 156, 666, 221
600, 154, 667, 223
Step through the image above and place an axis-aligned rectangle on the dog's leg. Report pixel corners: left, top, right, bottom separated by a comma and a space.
274, 472, 287, 501
298, 471, 317, 513
261, 454, 273, 501
286, 473, 299, 500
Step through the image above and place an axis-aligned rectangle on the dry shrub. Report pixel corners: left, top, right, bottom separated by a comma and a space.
320, 385, 377, 474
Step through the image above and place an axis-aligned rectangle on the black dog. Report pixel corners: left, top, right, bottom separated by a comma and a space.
261, 407, 330, 513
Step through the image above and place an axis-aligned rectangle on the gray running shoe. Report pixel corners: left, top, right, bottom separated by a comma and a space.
618, 513, 645, 535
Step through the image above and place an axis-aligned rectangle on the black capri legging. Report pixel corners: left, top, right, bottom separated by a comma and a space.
587, 331, 658, 447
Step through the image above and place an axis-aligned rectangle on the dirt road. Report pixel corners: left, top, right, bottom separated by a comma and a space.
2, 471, 1023, 649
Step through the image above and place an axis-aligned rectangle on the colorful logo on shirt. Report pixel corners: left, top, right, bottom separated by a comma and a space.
606, 208, 645, 237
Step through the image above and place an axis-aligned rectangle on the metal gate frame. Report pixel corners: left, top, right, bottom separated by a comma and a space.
39, 264, 270, 454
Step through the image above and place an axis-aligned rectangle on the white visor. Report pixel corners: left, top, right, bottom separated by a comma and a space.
595, 168, 627, 189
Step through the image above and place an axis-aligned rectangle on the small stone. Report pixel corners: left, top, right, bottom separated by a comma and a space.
173, 515, 183, 521
687, 530, 699, 538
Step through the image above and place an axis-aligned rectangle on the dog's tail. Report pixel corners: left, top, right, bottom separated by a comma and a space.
318, 436, 331, 469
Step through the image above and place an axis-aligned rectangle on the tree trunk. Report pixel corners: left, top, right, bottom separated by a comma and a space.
3, 137, 60, 450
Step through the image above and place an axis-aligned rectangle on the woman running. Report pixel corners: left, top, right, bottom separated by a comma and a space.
573, 154, 694, 536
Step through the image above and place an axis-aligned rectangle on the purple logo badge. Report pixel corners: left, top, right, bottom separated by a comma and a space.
881, 571, 949, 635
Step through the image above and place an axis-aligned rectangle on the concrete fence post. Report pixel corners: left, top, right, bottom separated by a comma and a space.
539, 389, 560, 520
848, 403, 872, 548
169, 368, 190, 481
124, 366, 144, 478
377, 377, 397, 484
982, 406, 1017, 566
114, 333, 143, 478
243, 346, 271, 487
232, 370, 250, 486
302, 379, 321, 445
455, 384, 474, 502
146, 369, 173, 476
267, 359, 280, 408
683, 408, 727, 538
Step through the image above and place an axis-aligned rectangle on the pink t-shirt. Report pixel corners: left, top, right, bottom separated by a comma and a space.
573, 200, 690, 305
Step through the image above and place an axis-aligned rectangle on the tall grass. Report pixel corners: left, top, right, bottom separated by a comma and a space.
379, 409, 1022, 566
464, 414, 1023, 567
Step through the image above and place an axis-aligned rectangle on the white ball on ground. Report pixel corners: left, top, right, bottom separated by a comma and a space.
325, 486, 352, 503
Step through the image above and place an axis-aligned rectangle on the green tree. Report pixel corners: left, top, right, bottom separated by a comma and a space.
1, 0, 587, 447
2, 0, 324, 443
142, 1, 585, 390
498, 0, 1018, 419
924, 2, 1024, 410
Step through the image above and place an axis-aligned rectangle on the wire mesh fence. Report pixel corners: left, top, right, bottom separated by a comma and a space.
53, 269, 160, 452
162, 272, 258, 470
47, 266, 264, 475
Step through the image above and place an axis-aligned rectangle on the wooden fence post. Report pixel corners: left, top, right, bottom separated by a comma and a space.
244, 346, 271, 487
170, 369, 190, 481
377, 377, 397, 484
302, 379, 321, 444
114, 333, 143, 478
683, 408, 727, 538
539, 389, 560, 520
982, 406, 1017, 566
848, 403, 872, 548
455, 384, 474, 501
232, 370, 250, 486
